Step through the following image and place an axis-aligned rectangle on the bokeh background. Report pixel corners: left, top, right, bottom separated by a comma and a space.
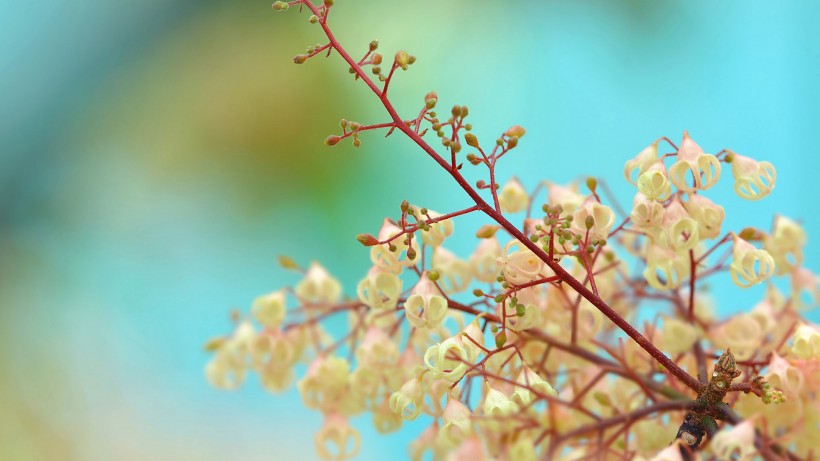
2, 0, 819, 460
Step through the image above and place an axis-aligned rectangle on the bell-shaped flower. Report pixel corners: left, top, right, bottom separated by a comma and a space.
424, 337, 471, 383
729, 151, 776, 200
482, 383, 517, 418
356, 327, 398, 368
389, 376, 425, 421
546, 182, 585, 213
643, 243, 688, 290
357, 268, 403, 310
507, 437, 537, 461
499, 177, 529, 213
658, 198, 699, 252
730, 235, 775, 288
766, 353, 804, 398
682, 193, 725, 240
470, 238, 501, 283
259, 365, 294, 394
373, 398, 403, 434
571, 201, 615, 242
404, 271, 448, 328
791, 267, 820, 309
631, 192, 665, 229
251, 289, 287, 330
315, 412, 361, 461
499, 241, 544, 285
420, 208, 454, 247
438, 398, 472, 447
446, 436, 487, 461
298, 355, 350, 410
710, 420, 758, 461
710, 314, 762, 361
350, 365, 382, 401
432, 247, 473, 294
460, 320, 485, 360
790, 323, 820, 360
205, 321, 255, 390
764, 215, 807, 274
295, 262, 342, 304
511, 365, 557, 406
624, 140, 660, 186
660, 318, 699, 355
370, 218, 415, 274
668, 132, 721, 192
637, 162, 672, 201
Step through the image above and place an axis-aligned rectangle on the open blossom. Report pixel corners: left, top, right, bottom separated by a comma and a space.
643, 242, 688, 290
205, 321, 255, 390
315, 412, 361, 461
482, 383, 517, 417
389, 376, 424, 420
438, 397, 472, 447
630, 192, 665, 229
657, 197, 699, 252
710, 420, 757, 461
730, 235, 775, 288
420, 208, 454, 247
510, 365, 557, 406
624, 140, 660, 185
356, 327, 399, 368
637, 162, 672, 201
424, 336, 472, 382
791, 323, 820, 359
357, 267, 403, 310
660, 317, 699, 355
710, 314, 764, 361
682, 193, 724, 240
499, 177, 529, 213
405, 271, 448, 328
470, 237, 501, 283
251, 289, 287, 329
499, 241, 544, 285
764, 215, 807, 274
571, 201, 615, 241
546, 182, 585, 213
298, 355, 350, 410
729, 151, 776, 200
766, 353, 804, 398
432, 247, 473, 294
668, 132, 721, 192
295, 262, 342, 304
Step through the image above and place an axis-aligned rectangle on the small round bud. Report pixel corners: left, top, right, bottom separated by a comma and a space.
507, 136, 519, 149
465, 123, 473, 131
451, 105, 462, 117
428, 270, 440, 281
586, 177, 598, 192
504, 125, 526, 138
494, 294, 505, 303
324, 135, 342, 146
293, 54, 308, 64
473, 288, 484, 297
353, 138, 361, 148
395, 51, 411, 70
400, 200, 410, 213
371, 66, 381, 75
419, 208, 428, 215
585, 215, 595, 230
495, 331, 507, 348
515, 305, 526, 317
369, 40, 379, 51
371, 53, 382, 65
323, 0, 334, 6
309, 14, 318, 23
406, 247, 417, 260
272, 1, 289, 11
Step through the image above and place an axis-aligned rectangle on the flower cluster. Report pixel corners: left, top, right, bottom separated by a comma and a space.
205, 2, 820, 460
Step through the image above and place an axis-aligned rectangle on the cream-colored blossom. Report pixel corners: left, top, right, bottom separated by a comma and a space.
405, 271, 449, 328
357, 268, 403, 310
373, 398, 402, 434
711, 314, 763, 361
791, 323, 820, 359
571, 201, 615, 242
631, 192, 665, 229
710, 420, 757, 461
637, 162, 672, 201
682, 193, 725, 240
729, 151, 776, 200
438, 398, 472, 448
470, 237, 501, 283
315, 412, 361, 461
499, 177, 529, 213
424, 336, 471, 382
356, 327, 398, 368
668, 132, 721, 192
624, 140, 660, 185
764, 215, 807, 274
791, 267, 820, 309
205, 321, 255, 390
766, 353, 804, 398
432, 247, 473, 294
370, 218, 415, 274
389, 376, 424, 420
506, 436, 537, 461
419, 208, 454, 247
546, 182, 585, 213
295, 262, 342, 304
647, 441, 685, 461
251, 289, 287, 330
643, 243, 688, 290
499, 241, 545, 285
730, 235, 775, 288
482, 383, 517, 417
298, 356, 350, 410
511, 365, 556, 406
660, 318, 699, 355
658, 197, 699, 252
446, 436, 487, 461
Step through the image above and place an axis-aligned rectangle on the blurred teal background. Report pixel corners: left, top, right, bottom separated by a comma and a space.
2, 1, 818, 460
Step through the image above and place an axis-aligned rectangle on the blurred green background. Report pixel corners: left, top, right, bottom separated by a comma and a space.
2, 1, 818, 460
